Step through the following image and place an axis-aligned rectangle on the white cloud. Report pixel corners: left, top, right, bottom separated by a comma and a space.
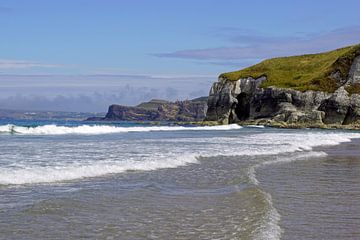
0, 59, 64, 69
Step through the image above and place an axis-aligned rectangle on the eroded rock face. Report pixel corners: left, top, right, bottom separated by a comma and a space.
250, 87, 329, 125
318, 87, 350, 124
205, 75, 360, 127
347, 56, 360, 85
205, 76, 266, 124
343, 94, 360, 125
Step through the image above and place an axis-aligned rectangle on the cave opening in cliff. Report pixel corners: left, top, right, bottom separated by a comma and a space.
235, 93, 250, 120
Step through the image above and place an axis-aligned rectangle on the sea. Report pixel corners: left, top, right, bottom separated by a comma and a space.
0, 119, 360, 240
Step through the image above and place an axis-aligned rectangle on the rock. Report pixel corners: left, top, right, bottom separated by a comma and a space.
88, 97, 208, 122
104, 105, 160, 121
205, 76, 266, 123
250, 88, 283, 119
347, 56, 360, 85
86, 117, 106, 121
205, 80, 236, 124
205, 76, 360, 127
295, 111, 325, 125
206, 75, 331, 126
318, 87, 350, 124
343, 94, 360, 124
286, 111, 304, 123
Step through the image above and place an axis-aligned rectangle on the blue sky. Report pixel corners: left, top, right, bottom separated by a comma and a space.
1, 0, 360, 111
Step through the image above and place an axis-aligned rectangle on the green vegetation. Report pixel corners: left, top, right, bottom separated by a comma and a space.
220, 44, 360, 92
136, 97, 208, 110
345, 83, 360, 94
136, 99, 170, 110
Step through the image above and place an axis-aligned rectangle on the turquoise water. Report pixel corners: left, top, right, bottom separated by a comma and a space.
0, 120, 360, 239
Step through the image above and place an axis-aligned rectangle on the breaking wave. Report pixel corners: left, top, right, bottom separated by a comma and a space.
1, 123, 360, 187
0, 154, 198, 185
0, 124, 242, 135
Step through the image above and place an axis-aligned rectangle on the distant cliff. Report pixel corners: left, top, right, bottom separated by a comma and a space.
87, 97, 208, 122
205, 44, 360, 128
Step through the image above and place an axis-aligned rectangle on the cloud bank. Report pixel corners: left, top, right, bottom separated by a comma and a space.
0, 74, 212, 112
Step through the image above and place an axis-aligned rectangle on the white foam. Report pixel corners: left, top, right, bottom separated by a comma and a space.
1, 128, 360, 186
253, 190, 283, 240
0, 124, 242, 135
246, 125, 265, 128
0, 154, 198, 185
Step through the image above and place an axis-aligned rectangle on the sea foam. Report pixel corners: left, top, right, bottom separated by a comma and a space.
0, 154, 198, 185
1, 128, 360, 186
0, 124, 242, 135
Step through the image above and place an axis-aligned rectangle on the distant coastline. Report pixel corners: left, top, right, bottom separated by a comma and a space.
86, 97, 208, 122
0, 108, 105, 121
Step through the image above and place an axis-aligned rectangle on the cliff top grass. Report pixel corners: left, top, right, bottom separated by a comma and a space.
136, 97, 208, 110
136, 99, 170, 110
220, 44, 360, 92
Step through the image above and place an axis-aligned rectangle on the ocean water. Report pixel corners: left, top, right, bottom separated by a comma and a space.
0, 120, 360, 239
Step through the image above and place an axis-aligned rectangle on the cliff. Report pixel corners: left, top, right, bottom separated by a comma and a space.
88, 97, 208, 122
205, 44, 360, 127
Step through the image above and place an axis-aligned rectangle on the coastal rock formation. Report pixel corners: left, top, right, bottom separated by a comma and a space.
346, 56, 360, 85
318, 87, 350, 124
88, 97, 208, 122
205, 44, 360, 127
206, 76, 265, 124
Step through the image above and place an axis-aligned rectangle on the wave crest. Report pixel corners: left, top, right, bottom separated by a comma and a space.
0, 124, 242, 135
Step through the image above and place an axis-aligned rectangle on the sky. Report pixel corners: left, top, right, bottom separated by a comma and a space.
1, 0, 360, 112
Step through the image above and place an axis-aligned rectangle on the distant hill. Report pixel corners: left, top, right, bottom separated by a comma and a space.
87, 97, 208, 122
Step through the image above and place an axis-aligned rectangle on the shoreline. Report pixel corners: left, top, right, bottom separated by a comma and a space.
175, 119, 360, 130
239, 119, 360, 130
85, 118, 360, 130
317, 136, 360, 157
259, 136, 360, 239
160, 119, 360, 130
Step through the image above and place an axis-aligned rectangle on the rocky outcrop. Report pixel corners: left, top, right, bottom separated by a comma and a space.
205, 58, 360, 127
206, 76, 265, 124
343, 94, 360, 124
205, 44, 360, 127
87, 97, 208, 122
318, 87, 350, 124
346, 56, 360, 85
250, 87, 330, 126
102, 105, 160, 121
